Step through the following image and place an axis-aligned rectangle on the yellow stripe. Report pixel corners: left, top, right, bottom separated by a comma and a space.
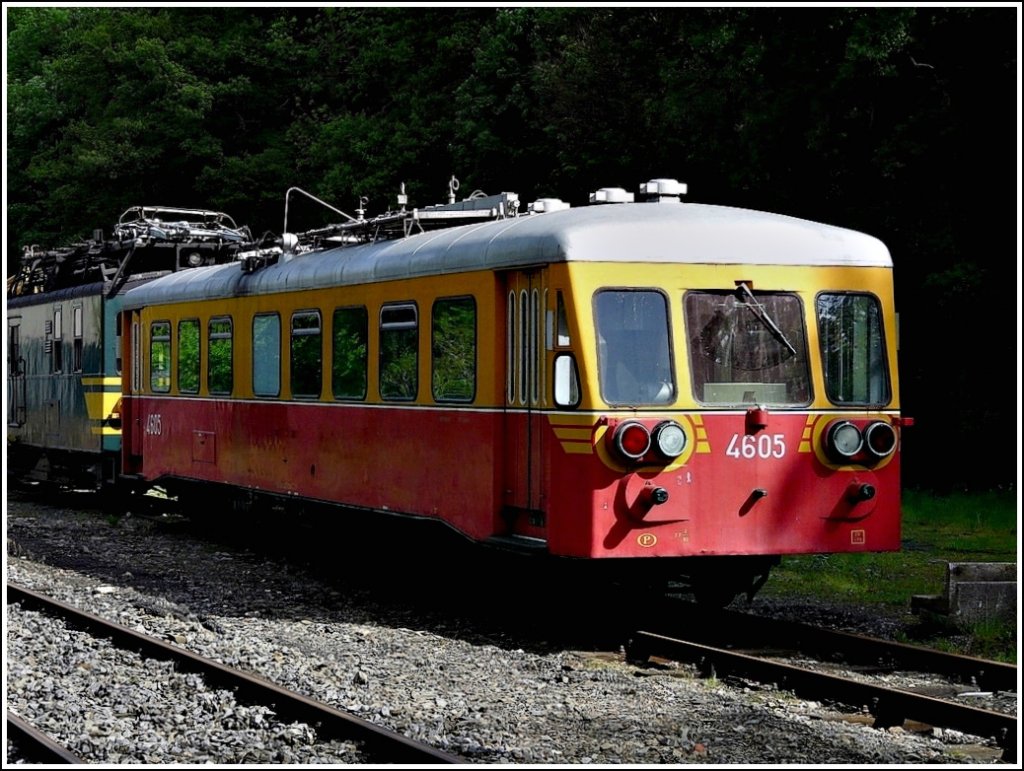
81, 376, 121, 387
690, 414, 704, 426
696, 427, 708, 440
548, 414, 596, 427
554, 427, 592, 441
561, 442, 594, 455
696, 442, 711, 454
84, 392, 121, 421
801, 427, 812, 439
799, 441, 812, 453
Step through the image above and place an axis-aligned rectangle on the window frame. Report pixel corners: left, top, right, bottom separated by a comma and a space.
683, 288, 813, 408
379, 302, 419, 402
207, 315, 234, 396
149, 320, 172, 394
252, 312, 282, 398
593, 287, 677, 407
290, 309, 323, 399
331, 305, 369, 401
431, 295, 477, 404
177, 317, 201, 394
815, 290, 891, 407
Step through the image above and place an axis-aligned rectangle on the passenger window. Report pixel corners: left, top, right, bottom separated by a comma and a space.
332, 307, 368, 400
380, 303, 418, 401
291, 311, 322, 398
208, 317, 233, 395
817, 293, 890, 405
150, 321, 171, 393
178, 319, 200, 394
432, 297, 476, 402
253, 314, 281, 397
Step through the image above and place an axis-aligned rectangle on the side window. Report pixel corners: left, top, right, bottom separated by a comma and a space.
52, 307, 64, 373
253, 313, 281, 397
150, 321, 171, 393
290, 310, 322, 398
379, 303, 418, 401
332, 307, 368, 400
72, 306, 84, 373
817, 293, 890, 405
208, 316, 233, 395
178, 319, 200, 394
432, 297, 476, 402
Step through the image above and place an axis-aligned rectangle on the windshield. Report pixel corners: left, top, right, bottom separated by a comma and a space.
595, 290, 675, 405
685, 289, 811, 406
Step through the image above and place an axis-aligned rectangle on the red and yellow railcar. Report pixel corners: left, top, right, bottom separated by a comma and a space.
119, 180, 904, 601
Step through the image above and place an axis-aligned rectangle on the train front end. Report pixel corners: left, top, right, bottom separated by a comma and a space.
538, 196, 903, 599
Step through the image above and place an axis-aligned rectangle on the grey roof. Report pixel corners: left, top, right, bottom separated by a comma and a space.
123, 202, 892, 308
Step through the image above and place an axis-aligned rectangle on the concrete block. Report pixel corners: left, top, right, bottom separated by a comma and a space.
911, 562, 1017, 625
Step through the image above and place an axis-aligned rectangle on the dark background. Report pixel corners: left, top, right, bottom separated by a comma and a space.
6, 7, 1019, 491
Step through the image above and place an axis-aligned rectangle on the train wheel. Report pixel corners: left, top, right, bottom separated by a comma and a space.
686, 556, 777, 608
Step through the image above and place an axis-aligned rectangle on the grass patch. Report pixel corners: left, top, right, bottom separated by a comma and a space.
762, 487, 1018, 661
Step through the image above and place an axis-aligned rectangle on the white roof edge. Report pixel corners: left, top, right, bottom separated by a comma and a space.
123, 203, 892, 308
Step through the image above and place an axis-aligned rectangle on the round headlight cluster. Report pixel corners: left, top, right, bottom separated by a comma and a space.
653, 421, 687, 458
826, 420, 863, 461
613, 421, 651, 460
825, 419, 898, 464
864, 421, 898, 458
611, 420, 688, 463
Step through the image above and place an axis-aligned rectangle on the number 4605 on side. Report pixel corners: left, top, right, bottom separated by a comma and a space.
725, 433, 786, 459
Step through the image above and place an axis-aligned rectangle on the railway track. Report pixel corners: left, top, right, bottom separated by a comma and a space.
6, 712, 84, 764
627, 606, 1018, 762
6, 582, 459, 764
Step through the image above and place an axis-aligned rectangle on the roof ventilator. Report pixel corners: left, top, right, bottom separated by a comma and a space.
589, 187, 634, 204
638, 178, 687, 203
529, 198, 571, 213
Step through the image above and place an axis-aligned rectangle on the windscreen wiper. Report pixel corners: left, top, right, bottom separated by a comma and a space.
736, 284, 797, 356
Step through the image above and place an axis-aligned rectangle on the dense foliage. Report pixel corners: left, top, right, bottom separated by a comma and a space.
6, 7, 1017, 489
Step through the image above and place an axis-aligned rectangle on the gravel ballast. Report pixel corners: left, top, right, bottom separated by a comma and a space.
5, 490, 1011, 764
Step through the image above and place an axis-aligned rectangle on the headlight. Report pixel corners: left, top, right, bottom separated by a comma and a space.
864, 421, 897, 459
653, 421, 687, 458
825, 420, 863, 461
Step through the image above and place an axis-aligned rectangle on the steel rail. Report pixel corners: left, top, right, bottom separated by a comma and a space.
699, 605, 1018, 692
627, 630, 1017, 763
6, 712, 84, 764
7, 582, 458, 764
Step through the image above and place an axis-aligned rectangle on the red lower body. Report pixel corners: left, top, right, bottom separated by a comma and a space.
129, 397, 900, 559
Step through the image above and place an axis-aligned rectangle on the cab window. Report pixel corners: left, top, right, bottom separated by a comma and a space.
817, 293, 890, 405
685, 289, 810, 406
595, 290, 675, 405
